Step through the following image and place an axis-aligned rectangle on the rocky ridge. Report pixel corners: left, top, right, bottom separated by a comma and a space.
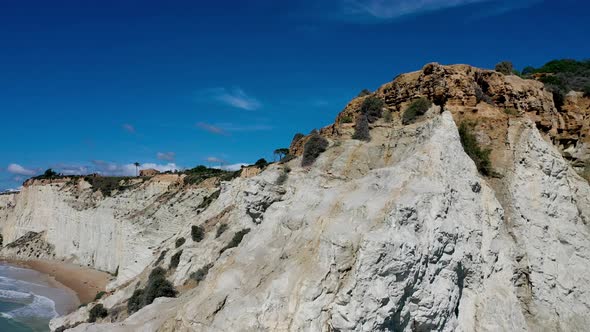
1, 63, 589, 331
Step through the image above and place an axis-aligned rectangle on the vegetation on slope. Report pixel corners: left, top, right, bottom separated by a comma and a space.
301, 134, 329, 167
128, 267, 177, 314
458, 122, 492, 176
402, 98, 432, 125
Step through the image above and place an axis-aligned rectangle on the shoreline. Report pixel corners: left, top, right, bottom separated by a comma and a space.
0, 259, 113, 313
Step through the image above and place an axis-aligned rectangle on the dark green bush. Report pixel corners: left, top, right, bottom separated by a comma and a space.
459, 122, 492, 175
175, 237, 185, 248
216, 224, 228, 238
254, 158, 268, 168
360, 96, 385, 123
191, 225, 204, 242
402, 98, 432, 125
352, 114, 370, 141
169, 250, 182, 269
88, 304, 108, 323
583, 85, 590, 97
340, 115, 353, 123
83, 176, 135, 197
190, 263, 213, 283
94, 291, 106, 301
475, 86, 493, 104
357, 89, 371, 97
382, 109, 393, 122
301, 134, 329, 167
127, 267, 177, 314
127, 288, 144, 313
504, 108, 520, 116
495, 61, 514, 75
143, 267, 177, 306
154, 250, 168, 266
220, 229, 251, 254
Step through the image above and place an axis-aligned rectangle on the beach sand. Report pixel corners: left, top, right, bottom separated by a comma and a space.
1, 259, 113, 312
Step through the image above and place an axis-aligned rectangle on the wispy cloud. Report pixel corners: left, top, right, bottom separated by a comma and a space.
122, 124, 136, 134
7, 163, 36, 176
196, 122, 228, 136
205, 156, 225, 164
196, 122, 273, 136
199, 88, 261, 111
157, 152, 176, 161
332, 0, 536, 21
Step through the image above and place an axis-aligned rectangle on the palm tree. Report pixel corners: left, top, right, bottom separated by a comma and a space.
134, 162, 140, 177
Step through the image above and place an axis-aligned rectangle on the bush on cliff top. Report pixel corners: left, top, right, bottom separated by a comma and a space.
301, 134, 329, 167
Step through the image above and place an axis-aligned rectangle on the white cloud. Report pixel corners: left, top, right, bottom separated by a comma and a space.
196, 122, 228, 136
91, 160, 179, 176
157, 152, 176, 161
7, 163, 36, 176
205, 156, 225, 164
200, 88, 261, 111
122, 124, 136, 133
337, 0, 492, 20
213, 163, 249, 171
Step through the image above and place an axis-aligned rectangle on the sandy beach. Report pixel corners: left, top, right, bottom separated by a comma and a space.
0, 259, 113, 308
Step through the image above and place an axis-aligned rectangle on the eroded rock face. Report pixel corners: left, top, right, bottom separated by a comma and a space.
2, 64, 589, 332
49, 109, 590, 332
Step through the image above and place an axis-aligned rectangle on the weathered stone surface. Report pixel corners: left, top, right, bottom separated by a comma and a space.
1, 64, 590, 331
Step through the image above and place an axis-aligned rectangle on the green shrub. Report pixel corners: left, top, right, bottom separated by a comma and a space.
382, 109, 393, 122
459, 122, 492, 175
495, 61, 514, 75
143, 267, 177, 306
360, 96, 385, 123
357, 89, 371, 97
504, 107, 520, 116
220, 229, 251, 254
352, 114, 370, 141
402, 98, 432, 125
154, 250, 168, 266
254, 158, 268, 168
301, 134, 329, 167
169, 250, 182, 269
83, 176, 135, 197
216, 224, 228, 238
94, 291, 106, 301
175, 237, 185, 248
127, 288, 145, 313
88, 304, 108, 323
190, 263, 213, 283
191, 225, 204, 242
340, 115, 353, 124
583, 85, 590, 97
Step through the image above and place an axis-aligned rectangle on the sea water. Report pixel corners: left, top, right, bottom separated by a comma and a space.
0, 264, 75, 332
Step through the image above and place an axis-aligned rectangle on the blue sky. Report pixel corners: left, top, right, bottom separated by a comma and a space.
0, 0, 588, 190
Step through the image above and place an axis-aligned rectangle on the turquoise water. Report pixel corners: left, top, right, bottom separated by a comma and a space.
0, 264, 77, 332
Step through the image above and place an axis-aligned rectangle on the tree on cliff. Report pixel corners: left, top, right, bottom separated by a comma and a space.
133, 162, 140, 177
273, 148, 290, 161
